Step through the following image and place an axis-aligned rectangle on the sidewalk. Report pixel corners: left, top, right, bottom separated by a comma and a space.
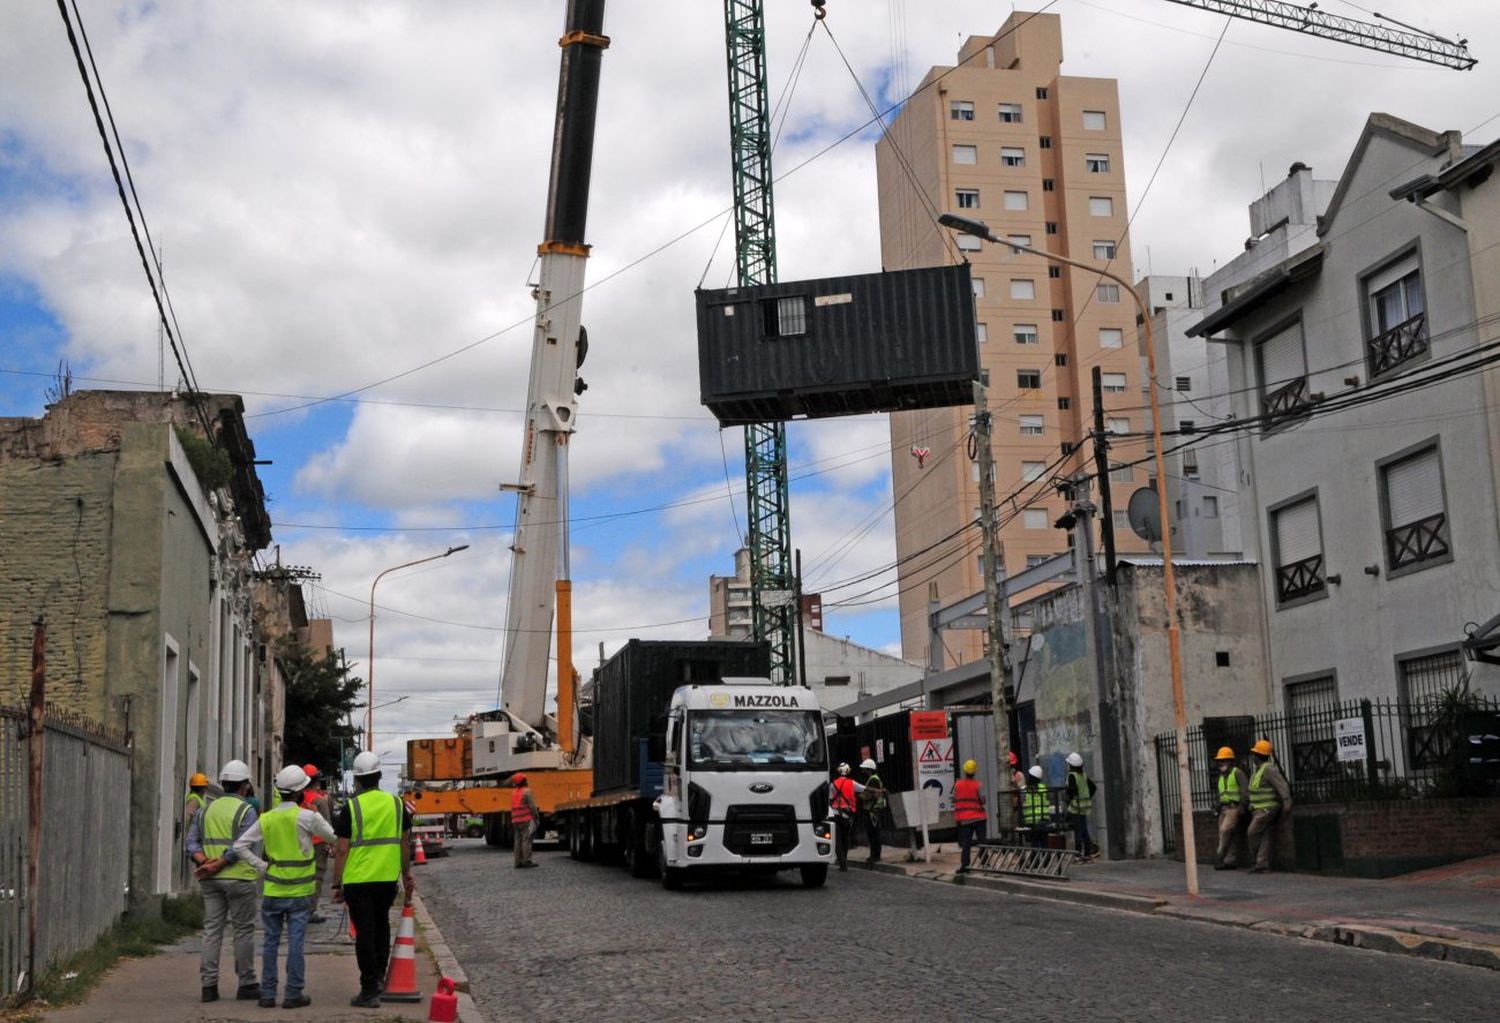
862, 843, 1500, 970
42, 898, 459, 1023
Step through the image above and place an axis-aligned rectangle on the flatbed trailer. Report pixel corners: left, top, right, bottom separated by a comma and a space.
405, 768, 593, 846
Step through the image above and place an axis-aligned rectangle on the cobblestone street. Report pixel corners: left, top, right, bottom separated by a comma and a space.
419, 840, 1499, 1022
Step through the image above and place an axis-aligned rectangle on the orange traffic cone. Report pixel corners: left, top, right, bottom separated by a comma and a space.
413, 834, 428, 865
381, 901, 422, 1003
345, 907, 356, 941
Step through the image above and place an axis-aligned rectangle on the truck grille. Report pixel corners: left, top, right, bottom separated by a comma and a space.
723, 804, 799, 856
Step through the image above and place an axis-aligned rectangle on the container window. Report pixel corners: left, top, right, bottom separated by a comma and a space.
764, 295, 808, 337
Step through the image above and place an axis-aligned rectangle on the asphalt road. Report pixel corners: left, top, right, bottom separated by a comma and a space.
418, 840, 1498, 1023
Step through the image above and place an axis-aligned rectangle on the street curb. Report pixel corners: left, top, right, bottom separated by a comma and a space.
869, 861, 1500, 971
412, 893, 486, 1023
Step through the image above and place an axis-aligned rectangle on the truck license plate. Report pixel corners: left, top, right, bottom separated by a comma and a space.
750, 832, 774, 845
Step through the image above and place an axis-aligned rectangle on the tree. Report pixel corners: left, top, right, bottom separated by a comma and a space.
280, 640, 363, 771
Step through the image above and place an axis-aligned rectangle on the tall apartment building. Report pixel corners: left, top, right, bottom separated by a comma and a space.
880, 12, 1146, 663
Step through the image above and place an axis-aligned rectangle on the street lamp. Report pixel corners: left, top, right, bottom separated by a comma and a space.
939, 213, 1200, 896
367, 544, 470, 752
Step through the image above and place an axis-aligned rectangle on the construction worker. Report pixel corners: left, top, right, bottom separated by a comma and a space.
300, 765, 334, 923
185, 772, 210, 829
186, 760, 259, 1004
511, 773, 541, 868
1007, 751, 1025, 824
1064, 752, 1099, 860
223, 765, 336, 1009
828, 763, 864, 872
1022, 764, 1050, 849
859, 758, 886, 865
331, 751, 415, 1009
1246, 739, 1292, 873
953, 759, 988, 874
1214, 746, 1249, 870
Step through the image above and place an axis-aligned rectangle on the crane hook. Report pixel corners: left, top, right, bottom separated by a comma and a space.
811, 0, 826, 20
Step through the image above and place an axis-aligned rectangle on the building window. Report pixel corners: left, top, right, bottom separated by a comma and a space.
957, 233, 983, 252
1098, 327, 1124, 348
1051, 309, 1065, 322
1039, 135, 1052, 149
1006, 234, 1032, 253
998, 102, 1023, 123
1048, 266, 1061, 279
1058, 397, 1071, 411
1083, 110, 1107, 130
1400, 649, 1467, 769
1017, 369, 1042, 389
972, 277, 985, 298
976, 322, 988, 343
953, 144, 978, 165
824, 675, 851, 686
1045, 222, 1059, 235
1019, 414, 1044, 436
1106, 417, 1129, 435
1203, 496, 1219, 518
1022, 460, 1046, 481
1272, 495, 1325, 604
1256, 319, 1310, 425
1042, 178, 1055, 192
1093, 240, 1117, 260
1175, 375, 1191, 392
955, 188, 980, 209
1097, 283, 1121, 304
1004, 190, 1029, 211
1381, 445, 1450, 573
1286, 675, 1340, 779
1113, 509, 1129, 532
1179, 420, 1197, 433
951, 100, 975, 121
1366, 256, 1428, 376
1054, 353, 1067, 367
1183, 457, 1200, 479
1002, 146, 1026, 167
1025, 554, 1051, 568
1024, 509, 1048, 530
1010, 279, 1036, 301
1101, 372, 1127, 393
1089, 196, 1114, 217
766, 296, 807, 336
1086, 153, 1111, 173
1013, 323, 1039, 345
1036, 87, 1049, 100
1109, 465, 1134, 484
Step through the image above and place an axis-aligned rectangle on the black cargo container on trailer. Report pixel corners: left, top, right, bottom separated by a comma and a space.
696, 264, 979, 426
590, 638, 771, 796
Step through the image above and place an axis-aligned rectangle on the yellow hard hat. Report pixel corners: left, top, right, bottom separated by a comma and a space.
1214, 747, 1235, 761
1251, 739, 1273, 757
189, 772, 209, 788
963, 759, 978, 775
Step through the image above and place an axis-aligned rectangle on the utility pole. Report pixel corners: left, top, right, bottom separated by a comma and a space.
973, 382, 1013, 771
1091, 367, 1119, 586
26, 617, 45, 997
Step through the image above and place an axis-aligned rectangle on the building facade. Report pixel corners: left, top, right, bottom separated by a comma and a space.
0, 390, 288, 904
879, 12, 1148, 665
1186, 114, 1500, 718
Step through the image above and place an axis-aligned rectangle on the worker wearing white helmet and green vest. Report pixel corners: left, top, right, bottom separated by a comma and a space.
858, 758, 886, 865
187, 759, 259, 1004
224, 764, 336, 1009
1064, 752, 1099, 861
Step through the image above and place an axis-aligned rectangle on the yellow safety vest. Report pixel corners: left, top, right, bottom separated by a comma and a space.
262, 806, 316, 898
1066, 770, 1092, 815
1249, 763, 1280, 811
200, 796, 258, 881
344, 789, 403, 884
1022, 782, 1050, 825
1218, 770, 1242, 806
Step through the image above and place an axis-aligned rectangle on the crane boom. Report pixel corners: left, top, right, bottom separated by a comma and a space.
1160, 0, 1475, 69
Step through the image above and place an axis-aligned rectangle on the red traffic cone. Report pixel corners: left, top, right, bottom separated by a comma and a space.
427, 977, 458, 1023
346, 908, 357, 941
413, 834, 428, 866
381, 901, 422, 1003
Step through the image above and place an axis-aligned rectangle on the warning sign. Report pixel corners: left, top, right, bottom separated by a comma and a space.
917, 740, 946, 764
914, 737, 954, 813
909, 711, 948, 741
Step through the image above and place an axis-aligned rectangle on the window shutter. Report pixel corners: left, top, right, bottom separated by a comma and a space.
1385, 449, 1443, 527
1259, 322, 1305, 389
1275, 499, 1321, 565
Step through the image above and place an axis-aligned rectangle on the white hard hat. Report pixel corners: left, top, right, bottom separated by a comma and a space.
275, 764, 310, 793
859, 758, 877, 771
837, 762, 851, 776
352, 751, 382, 776
219, 759, 251, 784
1066, 752, 1084, 768
1028, 765, 1044, 780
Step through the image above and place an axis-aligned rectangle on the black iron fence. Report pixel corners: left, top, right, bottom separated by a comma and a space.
1154, 695, 1500, 853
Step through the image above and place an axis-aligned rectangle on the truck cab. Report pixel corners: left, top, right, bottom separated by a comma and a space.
654, 678, 832, 888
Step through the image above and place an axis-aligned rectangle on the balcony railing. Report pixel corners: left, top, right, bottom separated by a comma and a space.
1276, 553, 1325, 602
1262, 377, 1309, 423
1367, 312, 1428, 376
1387, 511, 1449, 570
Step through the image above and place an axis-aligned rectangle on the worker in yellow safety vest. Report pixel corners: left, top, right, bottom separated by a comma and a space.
331, 751, 414, 1009
1022, 765, 1050, 849
187, 760, 259, 1004
1246, 739, 1292, 873
1214, 746, 1250, 870
1065, 752, 1099, 861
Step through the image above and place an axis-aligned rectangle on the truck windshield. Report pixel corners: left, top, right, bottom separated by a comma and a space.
687, 710, 827, 771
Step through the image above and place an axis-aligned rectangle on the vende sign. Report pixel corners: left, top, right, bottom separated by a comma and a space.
1335, 717, 1367, 762
909, 711, 948, 741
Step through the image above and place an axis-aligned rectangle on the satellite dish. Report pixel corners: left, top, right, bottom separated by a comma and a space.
1126, 487, 1162, 542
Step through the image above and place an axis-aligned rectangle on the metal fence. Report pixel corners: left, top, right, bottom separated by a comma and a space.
1, 707, 131, 1000
1154, 695, 1500, 853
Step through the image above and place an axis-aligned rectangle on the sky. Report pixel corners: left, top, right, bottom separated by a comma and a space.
4, 1, 1499, 763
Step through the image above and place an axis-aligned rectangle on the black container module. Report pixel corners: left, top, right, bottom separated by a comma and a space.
696, 263, 979, 426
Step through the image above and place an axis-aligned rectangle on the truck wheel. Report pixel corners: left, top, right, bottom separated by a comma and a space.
466, 824, 484, 839
567, 815, 582, 860
800, 864, 828, 888
484, 815, 503, 848
659, 845, 684, 891
624, 811, 656, 879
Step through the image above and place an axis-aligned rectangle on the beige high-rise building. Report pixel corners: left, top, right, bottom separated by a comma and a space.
879, 12, 1147, 664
